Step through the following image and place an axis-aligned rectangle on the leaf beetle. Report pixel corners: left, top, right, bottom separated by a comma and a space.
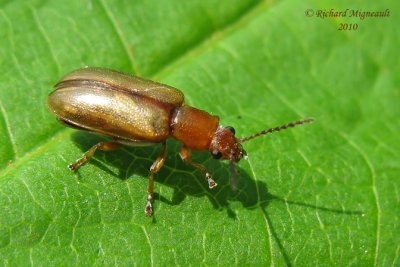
47, 67, 313, 216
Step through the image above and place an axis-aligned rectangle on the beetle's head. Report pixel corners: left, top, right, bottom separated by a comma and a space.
209, 126, 247, 163
209, 118, 314, 163
209, 118, 314, 187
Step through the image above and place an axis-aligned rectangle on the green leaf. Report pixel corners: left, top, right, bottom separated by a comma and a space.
1, 0, 399, 265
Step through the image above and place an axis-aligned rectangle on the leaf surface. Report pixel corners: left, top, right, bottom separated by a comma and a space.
0, 0, 399, 265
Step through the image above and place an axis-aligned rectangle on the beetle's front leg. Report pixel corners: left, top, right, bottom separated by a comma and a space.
179, 146, 217, 189
68, 141, 121, 171
145, 142, 167, 217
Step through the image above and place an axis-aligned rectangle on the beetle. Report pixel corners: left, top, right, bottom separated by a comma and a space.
47, 67, 313, 216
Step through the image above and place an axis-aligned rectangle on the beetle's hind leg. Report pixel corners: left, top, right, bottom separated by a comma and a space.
145, 142, 167, 217
179, 146, 217, 189
68, 141, 121, 171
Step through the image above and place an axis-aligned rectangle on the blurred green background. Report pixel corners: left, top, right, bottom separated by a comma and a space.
0, 0, 399, 266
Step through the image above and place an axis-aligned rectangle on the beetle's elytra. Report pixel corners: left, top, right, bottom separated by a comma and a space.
47, 67, 314, 216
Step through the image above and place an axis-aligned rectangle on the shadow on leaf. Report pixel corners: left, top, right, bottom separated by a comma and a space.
69, 131, 363, 266
70, 131, 273, 217
70, 132, 362, 215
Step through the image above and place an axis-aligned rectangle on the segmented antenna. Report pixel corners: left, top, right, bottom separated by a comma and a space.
239, 118, 314, 143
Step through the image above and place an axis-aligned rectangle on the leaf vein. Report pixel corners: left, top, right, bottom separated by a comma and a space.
0, 9, 33, 85
20, 178, 48, 214
0, 99, 18, 159
337, 131, 381, 266
141, 226, 154, 267
97, 0, 139, 74
0, 129, 72, 180
153, 0, 270, 79
247, 157, 273, 265
30, 5, 61, 75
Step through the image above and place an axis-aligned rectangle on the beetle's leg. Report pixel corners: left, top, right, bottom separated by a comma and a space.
146, 142, 167, 217
179, 146, 217, 189
68, 141, 121, 171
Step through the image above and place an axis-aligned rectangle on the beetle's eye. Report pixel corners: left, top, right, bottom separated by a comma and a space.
226, 126, 235, 135
211, 149, 222, 159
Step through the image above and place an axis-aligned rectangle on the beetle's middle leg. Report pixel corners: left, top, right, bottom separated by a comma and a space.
179, 146, 218, 189
68, 141, 121, 171
145, 142, 167, 217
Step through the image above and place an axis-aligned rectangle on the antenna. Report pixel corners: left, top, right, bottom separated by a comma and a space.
239, 118, 314, 143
